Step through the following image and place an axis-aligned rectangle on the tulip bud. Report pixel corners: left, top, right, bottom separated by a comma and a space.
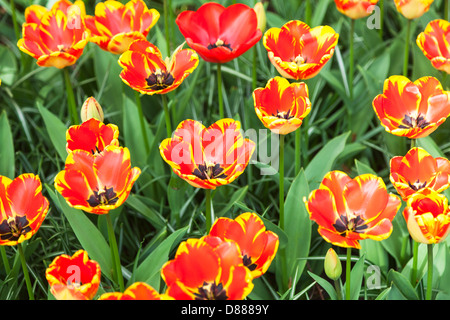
81, 97, 104, 123
324, 248, 342, 280
254, 2, 266, 33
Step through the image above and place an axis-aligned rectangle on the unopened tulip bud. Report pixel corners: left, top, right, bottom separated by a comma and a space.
324, 248, 342, 280
254, 2, 266, 33
81, 97, 104, 122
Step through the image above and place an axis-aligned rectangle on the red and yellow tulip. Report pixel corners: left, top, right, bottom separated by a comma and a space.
175, 2, 262, 64
263, 20, 339, 80
161, 236, 254, 300
118, 39, 199, 95
159, 119, 255, 190
417, 19, 450, 74
253, 76, 311, 135
390, 147, 450, 201
305, 171, 401, 249
99, 282, 167, 300
54, 145, 141, 215
17, 0, 89, 69
0, 174, 49, 246
45, 250, 101, 300
65, 118, 120, 155
85, 0, 160, 55
393, 0, 434, 20
403, 188, 450, 244
333, 0, 379, 19
209, 212, 279, 278
373, 76, 450, 139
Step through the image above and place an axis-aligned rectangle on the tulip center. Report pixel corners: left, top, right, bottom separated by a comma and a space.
273, 109, 295, 120
243, 254, 257, 271
57, 44, 68, 53
408, 179, 427, 191
0, 216, 31, 241
333, 213, 367, 235
194, 281, 228, 300
193, 162, 227, 180
146, 69, 175, 90
398, 113, 430, 129
207, 39, 232, 51
87, 186, 118, 207
293, 54, 307, 65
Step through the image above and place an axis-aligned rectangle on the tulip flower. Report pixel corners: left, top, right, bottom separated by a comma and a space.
333, 0, 379, 19
54, 145, 140, 215
175, 2, 262, 64
159, 118, 255, 190
209, 212, 279, 278
85, 0, 160, 55
416, 19, 450, 74
253, 76, 311, 135
324, 248, 342, 281
390, 147, 450, 200
373, 75, 450, 139
305, 171, 401, 249
0, 174, 49, 246
118, 39, 199, 96
45, 250, 101, 300
17, 0, 89, 69
263, 20, 339, 80
65, 118, 120, 155
99, 282, 167, 300
80, 97, 104, 123
161, 236, 254, 300
393, 0, 434, 20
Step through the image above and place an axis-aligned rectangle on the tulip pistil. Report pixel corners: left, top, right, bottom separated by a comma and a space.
194, 281, 228, 300
193, 162, 227, 180
333, 213, 368, 235
273, 109, 295, 120
0, 216, 31, 241
87, 186, 118, 207
146, 69, 175, 90
243, 254, 258, 271
408, 179, 427, 191
399, 113, 430, 129
207, 39, 232, 51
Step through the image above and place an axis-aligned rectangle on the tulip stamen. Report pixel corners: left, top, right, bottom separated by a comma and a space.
0, 216, 31, 241
399, 113, 430, 129
194, 281, 228, 300
333, 213, 368, 235
273, 109, 294, 120
293, 54, 307, 65
408, 179, 427, 191
207, 39, 232, 51
146, 68, 175, 90
243, 254, 258, 271
87, 186, 118, 207
193, 162, 227, 180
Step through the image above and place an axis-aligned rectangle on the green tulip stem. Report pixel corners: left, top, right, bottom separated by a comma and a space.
403, 19, 412, 77
346, 247, 351, 300
162, 94, 172, 138
279, 134, 285, 230
205, 189, 214, 233
426, 244, 434, 300
63, 68, 80, 125
135, 91, 150, 154
18, 243, 34, 300
106, 214, 124, 292
217, 64, 224, 119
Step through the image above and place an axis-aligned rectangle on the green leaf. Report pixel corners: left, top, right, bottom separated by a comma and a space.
133, 227, 188, 290
280, 169, 310, 289
46, 185, 114, 281
0, 111, 15, 178
344, 254, 366, 300
308, 271, 337, 300
387, 269, 419, 300
305, 131, 350, 189
37, 103, 68, 162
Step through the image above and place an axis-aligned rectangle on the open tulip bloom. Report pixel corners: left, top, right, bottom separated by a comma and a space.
66, 118, 120, 154
263, 20, 339, 80
305, 171, 401, 249
0, 174, 49, 246
85, 0, 159, 55
417, 19, 450, 74
209, 212, 279, 278
373, 76, 450, 139
403, 188, 450, 244
393, 0, 434, 20
54, 145, 141, 214
161, 236, 254, 300
159, 119, 255, 190
333, 0, 379, 20
253, 76, 311, 135
118, 39, 199, 95
17, 0, 89, 69
100, 282, 167, 300
175, 2, 262, 64
390, 147, 450, 201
